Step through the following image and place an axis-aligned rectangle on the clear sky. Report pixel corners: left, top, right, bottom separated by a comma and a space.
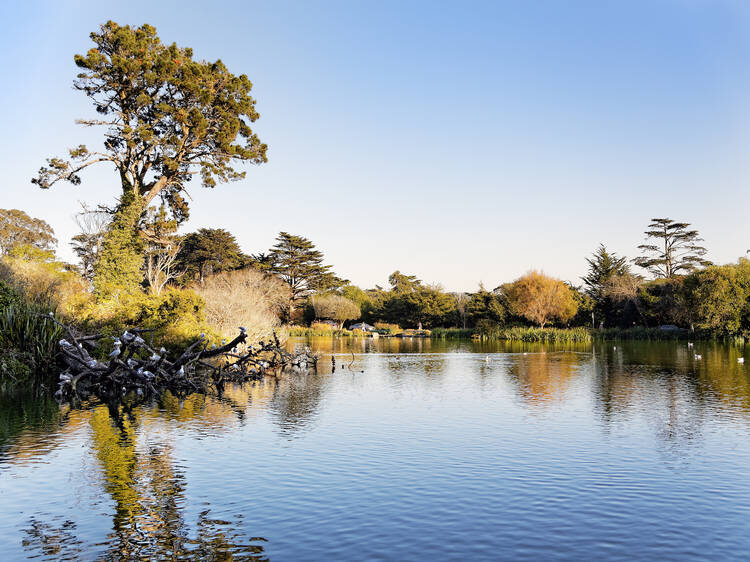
2, 0, 749, 291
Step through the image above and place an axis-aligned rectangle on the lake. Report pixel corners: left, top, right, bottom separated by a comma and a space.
1, 337, 750, 560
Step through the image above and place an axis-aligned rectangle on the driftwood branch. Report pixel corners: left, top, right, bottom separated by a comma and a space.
44, 316, 318, 405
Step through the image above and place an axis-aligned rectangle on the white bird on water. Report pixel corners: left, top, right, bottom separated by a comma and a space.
484, 355, 490, 362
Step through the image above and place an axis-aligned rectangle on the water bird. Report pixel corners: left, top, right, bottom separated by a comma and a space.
739, 357, 745, 364
687, 342, 693, 348
485, 355, 489, 362
695, 354, 702, 360
109, 348, 121, 358
613, 346, 617, 350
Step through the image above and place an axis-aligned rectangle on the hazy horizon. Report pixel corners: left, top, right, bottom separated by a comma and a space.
3, 0, 749, 292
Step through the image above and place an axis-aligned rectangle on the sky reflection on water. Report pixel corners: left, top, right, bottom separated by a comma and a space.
1, 338, 750, 560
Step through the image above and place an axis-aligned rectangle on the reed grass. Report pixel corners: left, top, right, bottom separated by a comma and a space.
0, 300, 63, 382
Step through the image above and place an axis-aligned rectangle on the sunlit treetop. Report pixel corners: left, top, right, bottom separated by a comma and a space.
32, 21, 268, 222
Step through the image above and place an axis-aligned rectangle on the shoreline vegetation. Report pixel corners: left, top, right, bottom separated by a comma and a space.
2, 22, 749, 394
288, 325, 717, 343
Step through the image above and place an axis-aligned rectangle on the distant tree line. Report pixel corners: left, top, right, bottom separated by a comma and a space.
5, 205, 750, 338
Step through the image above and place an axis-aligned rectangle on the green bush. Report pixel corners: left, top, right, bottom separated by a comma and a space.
72, 288, 215, 350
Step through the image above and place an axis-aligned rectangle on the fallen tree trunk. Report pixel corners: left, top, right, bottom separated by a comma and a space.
45, 316, 318, 404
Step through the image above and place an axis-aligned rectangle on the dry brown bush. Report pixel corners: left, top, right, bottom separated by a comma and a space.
192, 268, 290, 342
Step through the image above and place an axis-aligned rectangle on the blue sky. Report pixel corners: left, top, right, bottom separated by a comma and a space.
2, 0, 749, 291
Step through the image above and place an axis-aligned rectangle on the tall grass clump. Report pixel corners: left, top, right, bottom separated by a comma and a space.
0, 283, 64, 385
500, 326, 592, 342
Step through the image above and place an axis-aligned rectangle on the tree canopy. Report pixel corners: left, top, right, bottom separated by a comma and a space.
503, 271, 578, 328
267, 232, 345, 319
634, 218, 710, 278
582, 244, 630, 327
32, 21, 267, 222
177, 228, 246, 282
32, 21, 267, 298
0, 209, 57, 256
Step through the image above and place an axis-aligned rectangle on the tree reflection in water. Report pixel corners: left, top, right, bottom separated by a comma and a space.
22, 404, 268, 560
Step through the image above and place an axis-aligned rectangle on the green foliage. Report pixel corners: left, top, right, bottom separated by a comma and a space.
466, 285, 507, 326
0, 209, 57, 256
583, 244, 629, 327
286, 325, 368, 337
373, 322, 402, 335
499, 326, 592, 342
73, 288, 213, 349
682, 259, 750, 336
0, 279, 20, 310
0, 295, 64, 383
430, 327, 474, 339
177, 228, 246, 282
34, 20, 267, 297
341, 284, 377, 321
379, 285, 455, 329
637, 278, 683, 328
33, 21, 267, 220
266, 232, 346, 319
634, 218, 710, 278
595, 326, 690, 340
93, 192, 145, 300
474, 319, 505, 339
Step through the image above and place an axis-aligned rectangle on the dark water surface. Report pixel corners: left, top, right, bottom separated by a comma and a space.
1, 338, 750, 560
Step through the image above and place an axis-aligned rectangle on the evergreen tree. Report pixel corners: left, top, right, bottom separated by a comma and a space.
32, 21, 267, 298
582, 244, 629, 327
177, 228, 245, 282
634, 218, 710, 278
267, 232, 345, 320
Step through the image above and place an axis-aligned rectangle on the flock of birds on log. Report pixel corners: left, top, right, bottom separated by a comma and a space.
45, 314, 318, 404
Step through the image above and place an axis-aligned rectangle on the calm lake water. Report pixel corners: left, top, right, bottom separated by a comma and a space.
1, 337, 750, 560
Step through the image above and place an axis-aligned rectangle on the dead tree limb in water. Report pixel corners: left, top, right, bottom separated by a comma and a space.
45, 316, 318, 404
